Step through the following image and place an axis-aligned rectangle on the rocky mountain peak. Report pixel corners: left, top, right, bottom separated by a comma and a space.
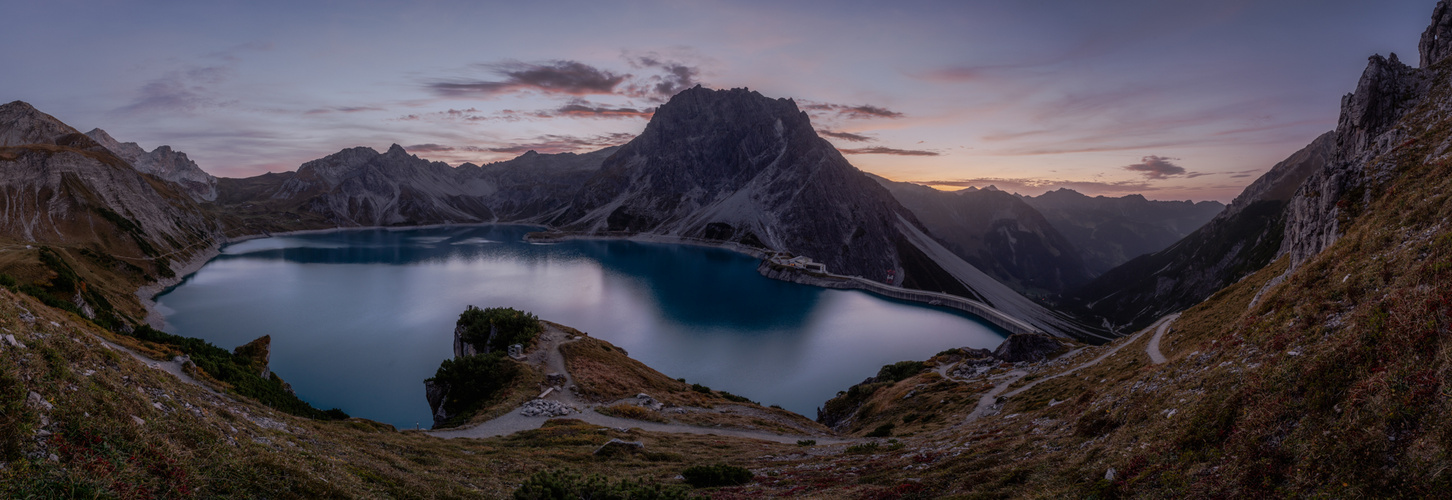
385, 143, 409, 156
0, 100, 83, 147
1420, 0, 1452, 68
642, 85, 812, 145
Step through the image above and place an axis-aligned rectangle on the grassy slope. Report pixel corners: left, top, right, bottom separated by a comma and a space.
0, 289, 819, 498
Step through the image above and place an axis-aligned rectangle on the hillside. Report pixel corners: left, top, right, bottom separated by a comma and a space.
1019, 189, 1224, 275
873, 174, 1092, 297
1066, 132, 1336, 330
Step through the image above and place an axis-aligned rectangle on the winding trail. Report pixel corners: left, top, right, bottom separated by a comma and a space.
952, 313, 1179, 424
428, 324, 853, 445
1145, 313, 1179, 365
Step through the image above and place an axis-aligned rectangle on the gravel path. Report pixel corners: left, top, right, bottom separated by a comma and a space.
952, 314, 1178, 424
1145, 313, 1180, 365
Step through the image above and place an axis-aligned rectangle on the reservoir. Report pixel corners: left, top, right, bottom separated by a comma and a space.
153, 225, 1007, 428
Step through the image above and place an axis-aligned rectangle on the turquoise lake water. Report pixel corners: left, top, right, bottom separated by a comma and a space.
153, 225, 1006, 428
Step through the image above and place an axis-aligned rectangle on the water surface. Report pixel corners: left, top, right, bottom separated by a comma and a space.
155, 226, 1006, 428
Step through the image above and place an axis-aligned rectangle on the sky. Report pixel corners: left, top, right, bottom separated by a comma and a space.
0, 0, 1438, 202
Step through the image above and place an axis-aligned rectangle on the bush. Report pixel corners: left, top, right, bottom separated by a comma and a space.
126, 325, 347, 420
427, 352, 521, 418
875, 361, 926, 383
513, 470, 695, 499
681, 464, 753, 488
846, 442, 880, 454
866, 423, 895, 437
690, 383, 711, 394
717, 391, 753, 403
596, 403, 664, 422
797, 439, 816, 446
0, 273, 16, 290
457, 306, 542, 353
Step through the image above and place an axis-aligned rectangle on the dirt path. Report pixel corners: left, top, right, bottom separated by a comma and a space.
1145, 313, 1180, 365
428, 325, 854, 445
953, 315, 1177, 424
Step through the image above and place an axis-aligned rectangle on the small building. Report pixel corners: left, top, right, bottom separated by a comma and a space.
507, 344, 524, 360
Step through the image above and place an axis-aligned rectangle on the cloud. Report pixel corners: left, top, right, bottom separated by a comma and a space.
486, 133, 636, 154
551, 101, 655, 119
1122, 155, 1186, 179
818, 130, 874, 142
117, 65, 236, 114
839, 146, 939, 156
800, 101, 904, 119
916, 177, 1154, 194
427, 60, 626, 98
403, 143, 457, 153
628, 56, 701, 100
304, 106, 383, 115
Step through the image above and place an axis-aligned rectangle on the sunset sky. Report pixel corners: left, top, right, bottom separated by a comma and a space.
1, 0, 1436, 201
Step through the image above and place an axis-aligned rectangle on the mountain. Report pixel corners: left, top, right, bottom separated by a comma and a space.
211, 86, 1106, 340
555, 86, 914, 281
84, 128, 218, 202
871, 175, 1091, 296
0, 101, 222, 325
1018, 189, 1223, 275
1066, 132, 1335, 329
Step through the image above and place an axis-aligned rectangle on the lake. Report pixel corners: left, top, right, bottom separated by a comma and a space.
153, 225, 1007, 428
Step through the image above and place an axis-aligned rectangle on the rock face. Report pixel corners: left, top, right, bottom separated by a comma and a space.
992, 333, 1064, 363
558, 86, 914, 280
233, 335, 273, 379
452, 324, 479, 358
85, 128, 219, 202
424, 380, 452, 425
1018, 189, 1224, 275
1283, 53, 1431, 268
1420, 0, 1452, 68
1067, 132, 1336, 330
0, 101, 221, 270
873, 175, 1091, 296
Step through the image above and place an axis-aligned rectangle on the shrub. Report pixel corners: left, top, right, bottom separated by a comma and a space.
126, 325, 346, 420
513, 470, 695, 499
427, 352, 521, 418
457, 306, 542, 353
717, 391, 753, 403
846, 442, 881, 454
596, 403, 664, 422
797, 439, 816, 446
681, 464, 753, 488
866, 423, 895, 437
690, 383, 711, 394
0, 273, 16, 290
875, 361, 926, 383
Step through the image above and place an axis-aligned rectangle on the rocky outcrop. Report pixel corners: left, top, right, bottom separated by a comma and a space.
1420, 0, 1452, 68
992, 333, 1064, 363
1282, 52, 1431, 267
1019, 189, 1224, 275
452, 324, 480, 358
233, 335, 273, 379
424, 379, 452, 425
85, 128, 219, 202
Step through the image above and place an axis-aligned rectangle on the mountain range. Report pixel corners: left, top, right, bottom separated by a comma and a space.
3, 1, 1452, 497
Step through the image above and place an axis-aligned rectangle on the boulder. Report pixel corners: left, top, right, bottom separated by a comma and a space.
992, 333, 1063, 363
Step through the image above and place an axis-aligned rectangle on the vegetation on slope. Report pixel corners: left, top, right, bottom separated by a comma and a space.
458, 305, 543, 353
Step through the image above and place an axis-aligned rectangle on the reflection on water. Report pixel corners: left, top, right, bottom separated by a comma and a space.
155, 225, 1005, 428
